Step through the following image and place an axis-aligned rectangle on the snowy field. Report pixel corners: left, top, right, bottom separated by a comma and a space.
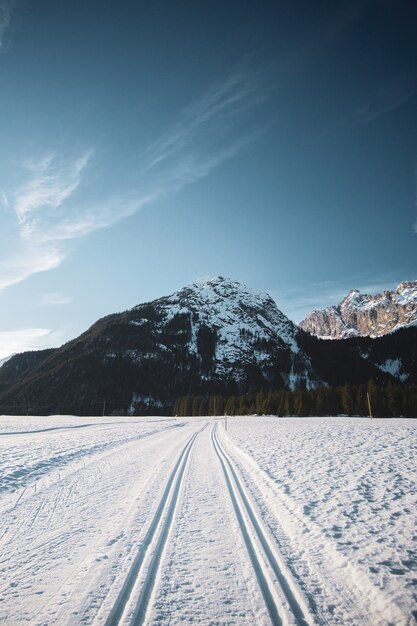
0, 415, 415, 625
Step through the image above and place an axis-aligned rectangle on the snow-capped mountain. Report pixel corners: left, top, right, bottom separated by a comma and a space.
149, 276, 307, 383
0, 277, 414, 416
299, 281, 417, 339
0, 277, 318, 415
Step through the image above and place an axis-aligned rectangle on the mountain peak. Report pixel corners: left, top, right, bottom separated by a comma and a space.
157, 276, 301, 360
182, 276, 265, 300
300, 280, 417, 338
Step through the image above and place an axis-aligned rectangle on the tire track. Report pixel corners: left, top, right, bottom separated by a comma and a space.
212, 424, 312, 626
103, 425, 204, 626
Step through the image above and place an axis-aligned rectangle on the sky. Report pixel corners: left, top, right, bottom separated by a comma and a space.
0, 0, 416, 358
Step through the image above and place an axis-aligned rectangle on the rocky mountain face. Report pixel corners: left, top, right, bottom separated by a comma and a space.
299, 281, 417, 339
0, 277, 415, 416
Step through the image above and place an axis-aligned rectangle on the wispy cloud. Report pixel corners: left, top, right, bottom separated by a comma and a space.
1, 190, 9, 211
1, 67, 268, 290
39, 292, 73, 306
144, 70, 266, 175
0, 151, 94, 290
0, 1, 14, 50
136, 68, 270, 213
0, 150, 154, 290
16, 151, 93, 229
352, 72, 417, 124
0, 328, 63, 360
0, 244, 64, 290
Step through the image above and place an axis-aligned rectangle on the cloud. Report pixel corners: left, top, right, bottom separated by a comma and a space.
131, 67, 269, 213
39, 292, 73, 306
0, 150, 153, 290
1, 191, 9, 210
15, 150, 93, 228
0, 244, 64, 290
0, 0, 14, 50
15, 149, 94, 239
353, 72, 417, 124
0, 151, 95, 289
1, 68, 268, 291
144, 70, 265, 174
0, 328, 63, 359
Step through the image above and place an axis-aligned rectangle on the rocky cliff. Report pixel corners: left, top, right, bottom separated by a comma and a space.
299, 281, 417, 339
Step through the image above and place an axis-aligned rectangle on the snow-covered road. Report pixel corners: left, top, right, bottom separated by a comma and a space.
0, 416, 415, 625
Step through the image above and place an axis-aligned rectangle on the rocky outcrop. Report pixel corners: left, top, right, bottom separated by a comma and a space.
300, 281, 417, 339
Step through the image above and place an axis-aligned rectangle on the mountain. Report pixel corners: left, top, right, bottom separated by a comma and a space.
298, 326, 417, 388
0, 353, 16, 368
0, 277, 318, 415
0, 277, 414, 416
299, 281, 417, 339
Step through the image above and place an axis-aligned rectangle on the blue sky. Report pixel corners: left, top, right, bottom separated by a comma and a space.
0, 0, 416, 358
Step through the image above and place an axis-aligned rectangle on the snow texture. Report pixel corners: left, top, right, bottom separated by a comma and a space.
132, 276, 316, 389
162, 276, 301, 358
376, 358, 409, 382
0, 414, 415, 625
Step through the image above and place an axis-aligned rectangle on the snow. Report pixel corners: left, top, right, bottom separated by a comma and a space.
167, 276, 302, 361
117, 277, 319, 391
342, 283, 417, 313
226, 416, 417, 625
0, 414, 415, 625
376, 358, 409, 382
302, 280, 417, 339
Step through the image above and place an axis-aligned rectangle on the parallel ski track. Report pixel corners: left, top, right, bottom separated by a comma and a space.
0, 422, 186, 499
0, 418, 175, 437
104, 425, 204, 626
212, 424, 311, 626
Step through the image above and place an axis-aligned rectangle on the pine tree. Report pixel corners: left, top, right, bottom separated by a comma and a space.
284, 391, 293, 416
239, 395, 250, 415
341, 383, 354, 416
367, 379, 384, 417
315, 387, 328, 416
277, 391, 286, 416
225, 396, 237, 416
199, 398, 208, 416
386, 382, 402, 417
355, 385, 367, 416
172, 397, 179, 416
192, 396, 202, 417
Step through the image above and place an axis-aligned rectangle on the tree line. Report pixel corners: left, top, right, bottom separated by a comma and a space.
173, 381, 417, 418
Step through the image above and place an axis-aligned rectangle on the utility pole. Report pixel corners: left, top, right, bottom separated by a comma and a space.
367, 392, 373, 419
102, 400, 106, 417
